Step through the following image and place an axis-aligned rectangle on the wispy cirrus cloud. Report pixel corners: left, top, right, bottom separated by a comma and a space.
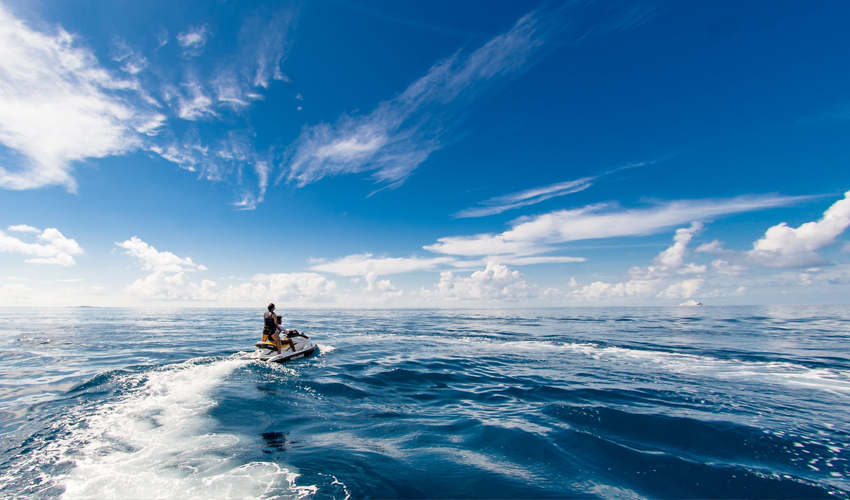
427, 194, 805, 258
281, 3, 656, 194
0, 4, 295, 208
455, 177, 595, 218
281, 7, 563, 192
454, 159, 660, 218
176, 25, 210, 57
0, 4, 161, 192
110, 38, 149, 75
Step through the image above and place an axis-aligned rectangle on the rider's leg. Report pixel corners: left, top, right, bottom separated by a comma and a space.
272, 332, 282, 354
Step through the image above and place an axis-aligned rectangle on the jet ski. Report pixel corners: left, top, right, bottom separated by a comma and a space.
246, 331, 318, 363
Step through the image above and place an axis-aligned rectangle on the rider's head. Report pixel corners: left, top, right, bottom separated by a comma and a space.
267, 303, 275, 311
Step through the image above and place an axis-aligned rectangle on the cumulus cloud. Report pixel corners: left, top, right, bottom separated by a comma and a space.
116, 236, 207, 272
695, 239, 729, 255
127, 271, 218, 300
363, 271, 397, 292
426, 195, 800, 258
657, 278, 704, 299
712, 259, 747, 276
421, 262, 533, 300
0, 4, 159, 191
569, 222, 710, 301
224, 273, 338, 303
571, 278, 663, 300
176, 25, 210, 57
0, 226, 83, 265
655, 221, 703, 268
748, 190, 850, 268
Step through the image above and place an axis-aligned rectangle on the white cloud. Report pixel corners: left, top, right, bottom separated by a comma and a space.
421, 262, 534, 300
176, 25, 210, 57
310, 253, 455, 276
176, 81, 217, 121
224, 273, 338, 303
497, 255, 586, 265
748, 190, 850, 268
0, 278, 34, 302
0, 227, 83, 266
148, 129, 209, 173
677, 263, 707, 274
116, 236, 207, 272
363, 271, 397, 293
426, 195, 800, 257
0, 5, 293, 207
127, 271, 218, 300
655, 221, 703, 268
7, 224, 39, 233
569, 223, 711, 301
247, 9, 293, 88
282, 10, 556, 191
695, 239, 728, 255
0, 4, 158, 192
455, 159, 661, 219
110, 38, 148, 74
712, 259, 747, 276
571, 278, 663, 300
456, 177, 595, 218
657, 278, 704, 299
155, 29, 169, 50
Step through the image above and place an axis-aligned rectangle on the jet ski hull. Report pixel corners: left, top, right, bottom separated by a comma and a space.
247, 336, 317, 364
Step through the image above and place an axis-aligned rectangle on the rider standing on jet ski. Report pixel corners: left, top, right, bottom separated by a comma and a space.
262, 303, 282, 355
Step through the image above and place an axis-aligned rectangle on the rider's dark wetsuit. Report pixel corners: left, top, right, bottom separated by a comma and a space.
263, 310, 276, 342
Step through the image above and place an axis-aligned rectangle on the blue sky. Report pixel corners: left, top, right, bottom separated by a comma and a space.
1, 0, 849, 307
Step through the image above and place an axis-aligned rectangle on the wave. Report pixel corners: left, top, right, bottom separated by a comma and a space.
557, 342, 850, 393
1, 357, 325, 499
362, 334, 850, 394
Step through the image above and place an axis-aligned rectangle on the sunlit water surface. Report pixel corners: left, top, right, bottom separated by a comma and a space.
0, 306, 849, 499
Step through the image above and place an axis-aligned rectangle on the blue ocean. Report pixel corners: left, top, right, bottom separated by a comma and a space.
0, 306, 848, 499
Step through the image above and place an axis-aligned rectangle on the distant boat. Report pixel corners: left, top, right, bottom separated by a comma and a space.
680, 300, 702, 306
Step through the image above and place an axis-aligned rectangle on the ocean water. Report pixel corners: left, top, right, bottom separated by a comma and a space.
0, 307, 849, 499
